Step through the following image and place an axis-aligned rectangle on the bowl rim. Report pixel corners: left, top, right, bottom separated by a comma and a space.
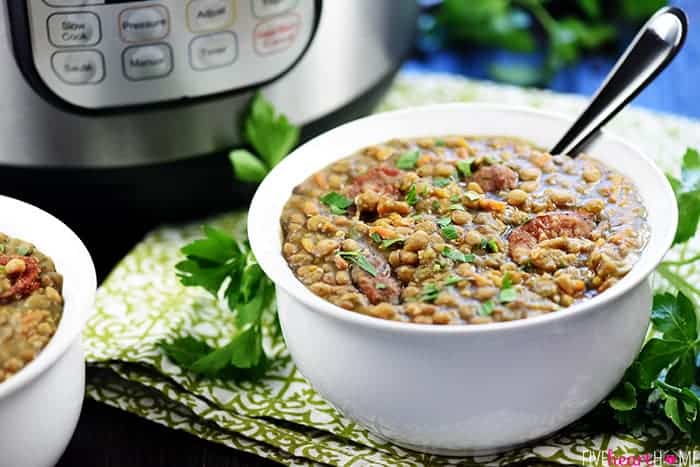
248, 103, 678, 335
0, 195, 96, 399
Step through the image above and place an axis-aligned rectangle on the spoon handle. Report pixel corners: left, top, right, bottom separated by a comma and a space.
551, 7, 688, 157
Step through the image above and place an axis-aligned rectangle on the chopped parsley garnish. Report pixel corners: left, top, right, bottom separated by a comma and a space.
405, 185, 419, 206
338, 251, 377, 276
444, 275, 463, 286
450, 194, 461, 203
449, 204, 465, 211
479, 300, 495, 316
396, 149, 420, 169
487, 239, 500, 253
432, 200, 440, 211
433, 178, 452, 188
441, 225, 460, 241
456, 159, 473, 178
370, 232, 382, 244
435, 139, 446, 146
320, 192, 353, 215
376, 283, 387, 290
0, 244, 5, 253
464, 191, 481, 201
436, 217, 452, 227
380, 238, 405, 249
442, 247, 475, 263
16, 246, 30, 256
498, 272, 518, 303
421, 283, 441, 302
482, 238, 500, 253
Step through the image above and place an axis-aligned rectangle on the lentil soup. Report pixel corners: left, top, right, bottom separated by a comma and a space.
0, 234, 63, 382
280, 136, 649, 325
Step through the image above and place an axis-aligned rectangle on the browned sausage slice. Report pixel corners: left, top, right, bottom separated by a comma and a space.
0, 255, 41, 302
347, 166, 402, 198
508, 212, 594, 264
470, 165, 518, 192
350, 250, 401, 305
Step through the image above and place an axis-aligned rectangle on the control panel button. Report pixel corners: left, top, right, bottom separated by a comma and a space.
187, 0, 236, 33
44, 0, 105, 6
48, 12, 101, 47
119, 6, 170, 43
254, 13, 300, 55
123, 44, 173, 81
252, 0, 298, 18
51, 50, 104, 85
190, 32, 238, 70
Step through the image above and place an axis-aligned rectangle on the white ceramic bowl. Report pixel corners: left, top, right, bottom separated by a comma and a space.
248, 104, 677, 455
0, 196, 96, 467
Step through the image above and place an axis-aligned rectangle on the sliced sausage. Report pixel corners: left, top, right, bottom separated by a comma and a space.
347, 166, 401, 198
0, 255, 41, 302
470, 165, 518, 192
350, 250, 401, 305
508, 212, 594, 264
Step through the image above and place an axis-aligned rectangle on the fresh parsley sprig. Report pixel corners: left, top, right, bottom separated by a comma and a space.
596, 147, 700, 441
599, 292, 700, 441
229, 92, 300, 183
160, 226, 275, 378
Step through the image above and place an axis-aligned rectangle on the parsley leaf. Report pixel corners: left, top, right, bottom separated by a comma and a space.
421, 283, 441, 302
444, 275, 463, 286
338, 251, 377, 277
405, 185, 419, 206
456, 159, 473, 178
480, 300, 495, 316
651, 293, 698, 343
442, 247, 475, 263
380, 238, 405, 250
608, 382, 637, 411
244, 92, 300, 169
436, 217, 452, 227
668, 149, 700, 245
433, 177, 452, 188
320, 192, 354, 215
482, 238, 500, 253
396, 149, 420, 170
441, 225, 460, 241
229, 149, 268, 183
230, 93, 299, 183
498, 272, 518, 303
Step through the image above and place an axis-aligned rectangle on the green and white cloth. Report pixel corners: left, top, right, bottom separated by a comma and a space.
84, 73, 700, 466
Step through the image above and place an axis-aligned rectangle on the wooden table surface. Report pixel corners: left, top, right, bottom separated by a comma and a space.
58, 1, 699, 465
57, 399, 275, 467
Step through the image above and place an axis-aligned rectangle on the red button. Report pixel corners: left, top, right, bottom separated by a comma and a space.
253, 13, 301, 56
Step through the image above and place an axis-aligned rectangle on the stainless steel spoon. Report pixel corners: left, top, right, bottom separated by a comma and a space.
551, 6, 688, 157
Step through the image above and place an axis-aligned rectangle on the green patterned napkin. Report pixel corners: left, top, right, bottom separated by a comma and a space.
84, 73, 700, 466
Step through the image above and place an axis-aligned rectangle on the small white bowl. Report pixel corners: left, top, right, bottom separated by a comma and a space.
248, 104, 677, 455
0, 195, 96, 467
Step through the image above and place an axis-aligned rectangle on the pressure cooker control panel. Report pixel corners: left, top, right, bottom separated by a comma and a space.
22, 0, 317, 109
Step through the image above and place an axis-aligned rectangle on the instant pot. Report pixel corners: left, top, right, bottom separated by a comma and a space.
0, 1, 418, 274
